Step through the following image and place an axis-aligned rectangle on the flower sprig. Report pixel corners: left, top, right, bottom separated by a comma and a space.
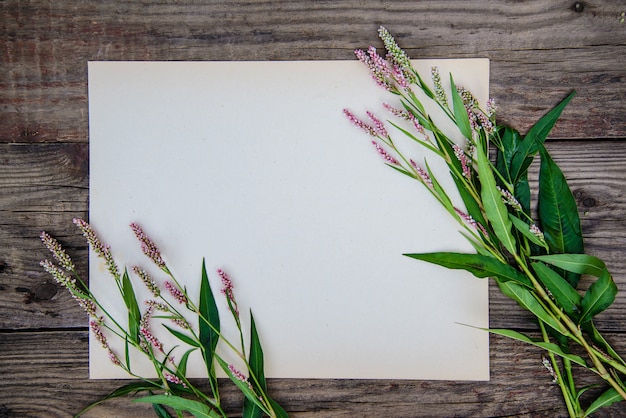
40, 220, 287, 418
345, 27, 625, 417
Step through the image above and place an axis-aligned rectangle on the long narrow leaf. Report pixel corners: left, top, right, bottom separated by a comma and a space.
163, 324, 201, 348
537, 145, 584, 286
450, 74, 472, 140
476, 144, 517, 255
404, 252, 532, 288
531, 254, 605, 277
585, 388, 624, 416
122, 269, 141, 344
531, 262, 581, 318
134, 395, 219, 418
216, 357, 270, 415
579, 269, 618, 324
243, 312, 267, 418
510, 91, 576, 182
487, 328, 587, 367
176, 348, 197, 377
497, 280, 566, 335
509, 214, 548, 250
198, 259, 220, 391
153, 403, 174, 418
75, 381, 161, 416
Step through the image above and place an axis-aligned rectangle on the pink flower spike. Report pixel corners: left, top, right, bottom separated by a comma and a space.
218, 269, 239, 316
165, 281, 188, 305
371, 141, 399, 165
366, 111, 388, 137
343, 109, 377, 136
410, 160, 433, 188
130, 223, 166, 269
165, 372, 187, 388
228, 364, 254, 390
40, 231, 75, 271
73, 218, 119, 278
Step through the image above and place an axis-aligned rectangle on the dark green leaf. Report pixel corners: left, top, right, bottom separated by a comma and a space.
404, 252, 532, 288
122, 269, 141, 344
531, 254, 605, 277
198, 259, 220, 392
585, 388, 624, 416
509, 214, 548, 250
497, 280, 566, 335
268, 398, 290, 418
487, 328, 587, 367
243, 312, 267, 418
581, 321, 626, 365
495, 126, 522, 184
176, 348, 197, 377
579, 269, 617, 324
153, 403, 174, 418
134, 395, 219, 418
216, 357, 269, 415
450, 74, 472, 139
453, 174, 487, 231
476, 144, 517, 255
75, 381, 160, 416
510, 91, 576, 182
163, 324, 201, 348
537, 145, 584, 286
531, 262, 581, 318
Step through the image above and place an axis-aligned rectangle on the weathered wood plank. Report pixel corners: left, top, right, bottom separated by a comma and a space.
0, 330, 624, 417
2, 140, 626, 333
1, 0, 625, 144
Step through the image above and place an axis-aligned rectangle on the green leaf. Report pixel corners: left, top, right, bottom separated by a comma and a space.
487, 328, 587, 367
497, 280, 566, 335
163, 324, 201, 348
404, 252, 532, 288
453, 174, 488, 231
216, 357, 269, 415
585, 388, 624, 416
476, 144, 517, 255
510, 91, 576, 182
176, 348, 197, 377
198, 259, 220, 392
495, 126, 521, 184
122, 269, 141, 344
531, 262, 581, 318
75, 381, 161, 416
243, 312, 267, 418
450, 74, 472, 140
531, 254, 605, 277
582, 321, 626, 365
134, 395, 220, 418
509, 214, 548, 250
268, 398, 290, 418
579, 269, 617, 324
153, 403, 174, 418
537, 145, 584, 286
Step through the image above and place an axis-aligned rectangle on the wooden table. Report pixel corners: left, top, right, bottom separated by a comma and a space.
1, 1, 625, 416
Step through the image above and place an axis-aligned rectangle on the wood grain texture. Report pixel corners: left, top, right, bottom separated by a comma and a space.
0, 330, 625, 417
1, 0, 625, 144
2, 1, 626, 416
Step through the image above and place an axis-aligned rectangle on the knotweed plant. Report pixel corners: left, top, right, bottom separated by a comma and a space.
41, 220, 287, 418
344, 27, 625, 417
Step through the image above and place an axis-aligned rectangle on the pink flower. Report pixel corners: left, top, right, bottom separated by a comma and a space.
130, 223, 166, 269
165, 281, 187, 304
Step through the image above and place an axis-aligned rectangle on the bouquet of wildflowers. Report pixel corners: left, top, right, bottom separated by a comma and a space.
344, 27, 625, 417
40, 219, 287, 418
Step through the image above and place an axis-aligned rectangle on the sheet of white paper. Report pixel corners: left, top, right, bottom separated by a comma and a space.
88, 59, 490, 380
